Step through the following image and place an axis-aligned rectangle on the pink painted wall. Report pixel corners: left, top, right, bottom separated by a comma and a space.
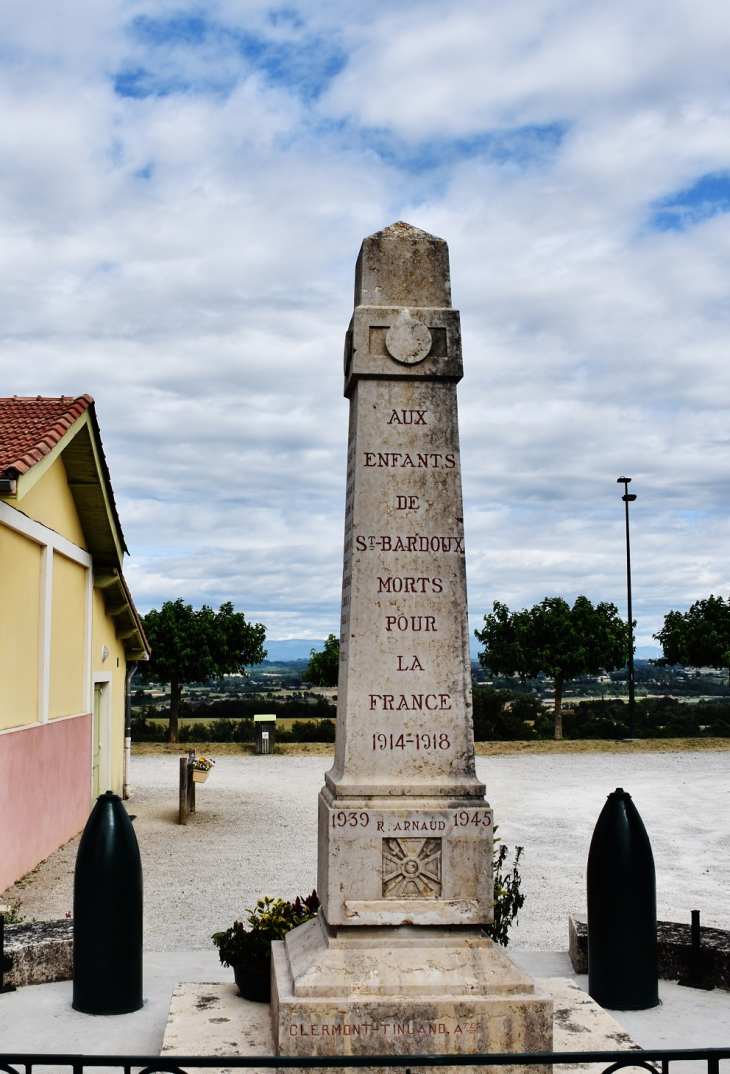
0, 716, 92, 892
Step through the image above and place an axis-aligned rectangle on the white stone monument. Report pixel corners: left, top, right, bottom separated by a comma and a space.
272, 222, 552, 1071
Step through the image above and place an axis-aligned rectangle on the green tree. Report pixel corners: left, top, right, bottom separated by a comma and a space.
653, 595, 730, 686
140, 600, 266, 742
306, 634, 340, 688
475, 596, 631, 740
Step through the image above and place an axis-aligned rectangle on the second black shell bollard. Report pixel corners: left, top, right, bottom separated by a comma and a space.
587, 787, 659, 1010
73, 791, 143, 1014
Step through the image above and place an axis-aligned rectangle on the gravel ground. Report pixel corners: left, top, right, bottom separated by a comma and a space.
4, 749, 729, 953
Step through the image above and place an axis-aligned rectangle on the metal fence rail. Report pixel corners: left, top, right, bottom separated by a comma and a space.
0, 1049, 729, 1074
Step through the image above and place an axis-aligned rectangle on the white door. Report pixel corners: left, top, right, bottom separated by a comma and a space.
92, 682, 102, 800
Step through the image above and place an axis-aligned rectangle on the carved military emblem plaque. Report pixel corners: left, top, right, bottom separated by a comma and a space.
382, 837, 443, 898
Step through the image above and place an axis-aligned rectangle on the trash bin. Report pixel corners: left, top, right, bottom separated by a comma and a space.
254, 714, 276, 754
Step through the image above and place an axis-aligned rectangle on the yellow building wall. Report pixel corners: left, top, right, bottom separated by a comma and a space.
17, 457, 88, 550
91, 587, 127, 794
49, 552, 87, 718
2, 439, 131, 790
0, 524, 41, 730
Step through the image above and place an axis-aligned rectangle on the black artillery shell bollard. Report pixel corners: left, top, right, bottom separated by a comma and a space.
73, 791, 143, 1014
587, 787, 659, 1010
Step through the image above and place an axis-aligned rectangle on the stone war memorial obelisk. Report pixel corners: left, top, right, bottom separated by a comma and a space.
272, 222, 553, 1071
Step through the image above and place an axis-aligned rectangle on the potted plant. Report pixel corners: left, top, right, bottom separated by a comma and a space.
191, 756, 215, 783
212, 890, 319, 1002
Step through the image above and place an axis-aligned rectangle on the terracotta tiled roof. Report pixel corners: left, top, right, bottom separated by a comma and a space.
0, 395, 93, 476
0, 393, 128, 558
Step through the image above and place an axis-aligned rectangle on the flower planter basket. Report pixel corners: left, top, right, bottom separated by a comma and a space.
234, 958, 271, 1003
192, 769, 210, 783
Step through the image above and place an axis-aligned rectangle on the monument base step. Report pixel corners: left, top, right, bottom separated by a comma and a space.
278, 916, 548, 997
271, 917, 553, 1074
161, 977, 639, 1074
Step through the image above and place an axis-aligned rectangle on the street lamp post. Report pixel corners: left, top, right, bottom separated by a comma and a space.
617, 477, 637, 739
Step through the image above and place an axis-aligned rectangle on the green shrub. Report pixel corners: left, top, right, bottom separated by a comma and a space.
176, 718, 255, 743
179, 722, 211, 742
212, 891, 320, 967
561, 699, 628, 739
694, 701, 730, 736
561, 697, 730, 739
181, 696, 336, 722
288, 719, 336, 743
2, 899, 23, 924
486, 843, 524, 947
130, 711, 166, 741
472, 688, 539, 741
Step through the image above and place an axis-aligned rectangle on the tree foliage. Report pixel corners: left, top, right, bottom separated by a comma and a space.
653, 595, 730, 685
306, 633, 340, 688
140, 599, 267, 742
475, 596, 631, 740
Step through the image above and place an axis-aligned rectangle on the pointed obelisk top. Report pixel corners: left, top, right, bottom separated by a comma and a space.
354, 221, 452, 309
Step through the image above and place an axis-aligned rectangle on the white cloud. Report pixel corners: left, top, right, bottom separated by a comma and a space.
324, 0, 730, 136
1, 0, 729, 649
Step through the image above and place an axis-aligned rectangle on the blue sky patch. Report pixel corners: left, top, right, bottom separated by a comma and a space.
112, 61, 236, 99
114, 68, 152, 98
267, 8, 305, 31
130, 14, 208, 47
357, 123, 567, 175
650, 172, 730, 231
679, 509, 708, 525
113, 66, 195, 98
234, 29, 346, 100
115, 10, 346, 102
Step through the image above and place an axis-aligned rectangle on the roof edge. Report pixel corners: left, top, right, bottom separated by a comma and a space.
120, 572, 151, 658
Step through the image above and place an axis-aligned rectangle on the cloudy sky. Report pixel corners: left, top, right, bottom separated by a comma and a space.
2, 0, 730, 652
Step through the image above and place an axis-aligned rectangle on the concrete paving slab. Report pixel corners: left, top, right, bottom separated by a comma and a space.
0, 951, 226, 1055
510, 953, 730, 1074
162, 981, 272, 1074
537, 977, 639, 1073
160, 976, 639, 1073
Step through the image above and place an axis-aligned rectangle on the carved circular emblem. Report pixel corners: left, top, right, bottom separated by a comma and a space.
385, 311, 432, 365
402, 858, 421, 877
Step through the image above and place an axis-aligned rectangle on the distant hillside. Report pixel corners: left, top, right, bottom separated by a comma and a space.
469, 638, 662, 663
635, 646, 663, 660
258, 639, 325, 662
263, 638, 661, 664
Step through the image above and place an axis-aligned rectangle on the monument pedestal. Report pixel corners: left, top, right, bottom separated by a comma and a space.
318, 788, 494, 927
273, 916, 552, 1073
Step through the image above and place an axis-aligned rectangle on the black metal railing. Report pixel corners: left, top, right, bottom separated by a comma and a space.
0, 1049, 728, 1074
